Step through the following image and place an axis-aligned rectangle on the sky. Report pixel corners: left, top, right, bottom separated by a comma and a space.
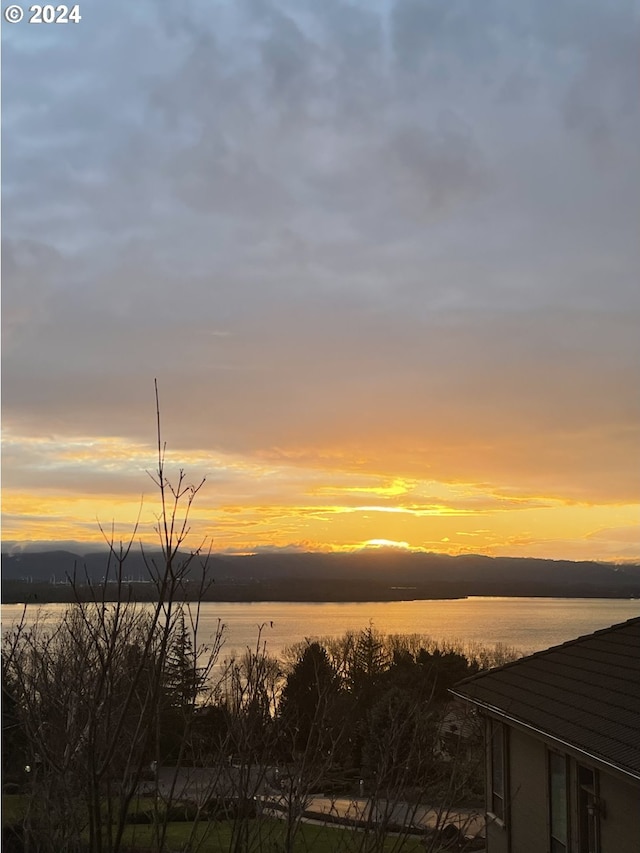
2, 0, 639, 562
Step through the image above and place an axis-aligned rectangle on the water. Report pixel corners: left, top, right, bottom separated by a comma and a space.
3, 597, 639, 659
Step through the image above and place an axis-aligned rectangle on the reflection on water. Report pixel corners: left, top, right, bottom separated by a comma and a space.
3, 597, 639, 659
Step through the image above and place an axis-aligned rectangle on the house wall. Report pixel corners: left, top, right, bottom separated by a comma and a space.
508, 728, 548, 853
485, 717, 640, 853
485, 722, 548, 853
599, 771, 640, 853
485, 817, 509, 853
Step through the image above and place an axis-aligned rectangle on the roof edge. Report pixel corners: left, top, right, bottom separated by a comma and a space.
449, 688, 640, 784
454, 615, 640, 690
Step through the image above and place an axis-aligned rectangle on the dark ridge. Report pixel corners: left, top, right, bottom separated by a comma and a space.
2, 550, 639, 602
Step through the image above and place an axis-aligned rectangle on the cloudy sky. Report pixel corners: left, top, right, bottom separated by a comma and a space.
2, 0, 639, 561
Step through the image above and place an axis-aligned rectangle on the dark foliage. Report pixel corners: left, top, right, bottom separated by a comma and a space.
278, 642, 342, 753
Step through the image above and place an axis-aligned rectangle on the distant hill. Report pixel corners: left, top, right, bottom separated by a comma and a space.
2, 549, 640, 602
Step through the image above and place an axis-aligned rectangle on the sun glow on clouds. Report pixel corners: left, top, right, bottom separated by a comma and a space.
361, 539, 412, 550
2, 431, 639, 562
313, 479, 416, 498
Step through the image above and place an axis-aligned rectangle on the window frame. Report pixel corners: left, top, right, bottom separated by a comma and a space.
548, 749, 570, 853
487, 718, 508, 826
577, 764, 601, 853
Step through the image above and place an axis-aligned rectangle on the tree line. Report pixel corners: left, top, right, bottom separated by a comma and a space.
4, 602, 511, 852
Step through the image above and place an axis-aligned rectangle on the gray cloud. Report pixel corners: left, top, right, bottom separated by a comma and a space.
2, 0, 639, 506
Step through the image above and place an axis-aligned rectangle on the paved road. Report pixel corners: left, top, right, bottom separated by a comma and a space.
141, 766, 485, 840
300, 796, 484, 838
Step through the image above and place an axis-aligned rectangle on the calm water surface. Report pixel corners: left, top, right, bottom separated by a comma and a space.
3, 597, 639, 658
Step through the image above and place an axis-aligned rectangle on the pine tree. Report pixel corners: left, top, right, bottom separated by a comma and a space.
278, 642, 340, 752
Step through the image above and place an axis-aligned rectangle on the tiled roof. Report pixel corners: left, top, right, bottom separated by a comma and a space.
451, 616, 640, 779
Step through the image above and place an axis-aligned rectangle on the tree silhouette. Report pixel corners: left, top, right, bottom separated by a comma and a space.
279, 642, 341, 752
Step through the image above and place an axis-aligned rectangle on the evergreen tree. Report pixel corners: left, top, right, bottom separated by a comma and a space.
163, 612, 202, 709
278, 642, 340, 752
349, 624, 389, 696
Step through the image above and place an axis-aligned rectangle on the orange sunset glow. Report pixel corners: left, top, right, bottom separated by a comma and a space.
2, 0, 639, 565
2, 428, 638, 562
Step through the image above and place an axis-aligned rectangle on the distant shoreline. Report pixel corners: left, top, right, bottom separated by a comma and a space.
4, 549, 639, 604
2, 580, 638, 605
1, 581, 463, 604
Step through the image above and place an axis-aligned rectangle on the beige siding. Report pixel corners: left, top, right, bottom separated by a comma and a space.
485, 819, 510, 853
486, 723, 549, 853
484, 716, 640, 853
508, 728, 548, 853
599, 772, 640, 853
485, 813, 509, 853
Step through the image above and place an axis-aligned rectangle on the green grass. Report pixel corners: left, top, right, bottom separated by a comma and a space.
1, 794, 28, 825
3, 796, 426, 852
121, 818, 426, 852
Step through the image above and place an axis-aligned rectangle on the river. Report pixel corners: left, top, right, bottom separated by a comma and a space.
3, 597, 639, 659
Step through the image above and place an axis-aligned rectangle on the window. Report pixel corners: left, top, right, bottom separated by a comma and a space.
548, 751, 569, 853
489, 719, 507, 822
578, 765, 601, 853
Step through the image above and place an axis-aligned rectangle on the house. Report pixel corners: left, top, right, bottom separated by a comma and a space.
451, 616, 640, 853
434, 698, 482, 761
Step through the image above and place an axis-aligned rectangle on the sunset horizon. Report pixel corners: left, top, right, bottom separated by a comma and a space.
3, 0, 639, 567
3, 407, 639, 563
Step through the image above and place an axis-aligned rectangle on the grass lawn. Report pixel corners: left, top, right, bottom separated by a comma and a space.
122, 818, 427, 851
3, 797, 427, 851
1, 794, 28, 825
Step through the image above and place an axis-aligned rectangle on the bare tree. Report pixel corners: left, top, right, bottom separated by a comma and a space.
2, 382, 223, 853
